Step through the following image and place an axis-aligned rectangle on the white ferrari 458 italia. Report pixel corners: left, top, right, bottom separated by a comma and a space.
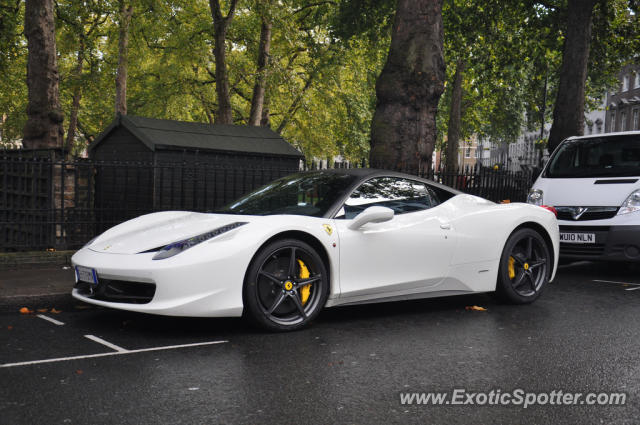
72, 169, 559, 331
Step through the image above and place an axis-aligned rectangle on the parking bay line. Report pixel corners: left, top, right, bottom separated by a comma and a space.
592, 279, 640, 286
84, 334, 127, 352
36, 314, 65, 326
0, 340, 228, 368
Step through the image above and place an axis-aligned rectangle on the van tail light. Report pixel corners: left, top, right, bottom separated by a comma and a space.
540, 205, 557, 217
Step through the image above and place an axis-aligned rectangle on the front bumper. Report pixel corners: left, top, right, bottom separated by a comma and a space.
70, 245, 248, 317
559, 224, 640, 262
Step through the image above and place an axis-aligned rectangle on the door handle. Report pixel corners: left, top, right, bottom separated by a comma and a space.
440, 223, 451, 230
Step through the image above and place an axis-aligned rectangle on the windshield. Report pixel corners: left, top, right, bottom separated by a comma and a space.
217, 171, 358, 217
545, 135, 640, 178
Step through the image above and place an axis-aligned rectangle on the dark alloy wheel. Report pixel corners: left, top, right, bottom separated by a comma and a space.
496, 228, 551, 304
243, 239, 329, 331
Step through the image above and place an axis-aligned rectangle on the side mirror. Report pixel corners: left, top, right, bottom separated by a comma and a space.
348, 206, 394, 230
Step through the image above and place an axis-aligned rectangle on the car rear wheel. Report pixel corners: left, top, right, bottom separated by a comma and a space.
243, 239, 329, 331
496, 228, 550, 304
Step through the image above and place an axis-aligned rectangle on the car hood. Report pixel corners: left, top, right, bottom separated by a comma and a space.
533, 177, 640, 207
88, 211, 254, 254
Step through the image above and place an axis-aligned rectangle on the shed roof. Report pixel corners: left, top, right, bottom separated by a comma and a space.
89, 115, 303, 158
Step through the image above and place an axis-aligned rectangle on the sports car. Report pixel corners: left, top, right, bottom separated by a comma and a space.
72, 169, 559, 331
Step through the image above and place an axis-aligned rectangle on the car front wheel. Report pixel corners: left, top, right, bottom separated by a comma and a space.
243, 239, 329, 331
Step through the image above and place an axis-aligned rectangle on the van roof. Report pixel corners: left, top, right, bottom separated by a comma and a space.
567, 131, 640, 141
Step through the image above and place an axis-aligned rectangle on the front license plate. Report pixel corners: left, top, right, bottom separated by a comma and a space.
559, 232, 596, 244
76, 266, 98, 285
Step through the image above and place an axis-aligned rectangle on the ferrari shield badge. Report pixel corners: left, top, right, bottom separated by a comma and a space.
322, 224, 333, 236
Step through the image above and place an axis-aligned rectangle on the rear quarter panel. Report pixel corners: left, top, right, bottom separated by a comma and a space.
446, 195, 559, 281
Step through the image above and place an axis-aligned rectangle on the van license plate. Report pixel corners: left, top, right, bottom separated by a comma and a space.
559, 233, 596, 244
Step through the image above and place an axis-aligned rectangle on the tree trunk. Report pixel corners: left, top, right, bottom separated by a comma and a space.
209, 0, 238, 125
369, 0, 445, 174
23, 0, 64, 150
248, 17, 272, 126
0, 113, 6, 142
547, 0, 597, 152
445, 59, 465, 172
66, 42, 84, 150
115, 1, 133, 116
261, 96, 271, 127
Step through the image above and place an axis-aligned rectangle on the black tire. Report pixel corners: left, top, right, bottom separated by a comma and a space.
496, 228, 551, 304
243, 238, 329, 332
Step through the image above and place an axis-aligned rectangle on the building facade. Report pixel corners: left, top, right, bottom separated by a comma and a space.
584, 97, 607, 136
606, 63, 640, 133
432, 135, 482, 171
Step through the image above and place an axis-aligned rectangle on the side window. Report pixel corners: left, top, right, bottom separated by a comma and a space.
337, 177, 439, 219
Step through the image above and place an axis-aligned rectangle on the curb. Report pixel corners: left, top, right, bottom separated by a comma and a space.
0, 251, 74, 271
0, 293, 76, 314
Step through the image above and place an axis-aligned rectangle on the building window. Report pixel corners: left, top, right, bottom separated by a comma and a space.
621, 111, 627, 132
634, 108, 639, 131
610, 110, 616, 132
464, 146, 471, 158
636, 72, 640, 89
623, 75, 630, 91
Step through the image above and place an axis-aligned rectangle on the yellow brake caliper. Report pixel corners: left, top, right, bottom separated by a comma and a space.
297, 259, 311, 304
508, 256, 516, 279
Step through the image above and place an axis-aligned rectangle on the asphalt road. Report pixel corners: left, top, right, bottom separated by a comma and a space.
1, 261, 639, 425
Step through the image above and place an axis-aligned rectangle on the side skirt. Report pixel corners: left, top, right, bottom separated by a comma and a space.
325, 289, 483, 308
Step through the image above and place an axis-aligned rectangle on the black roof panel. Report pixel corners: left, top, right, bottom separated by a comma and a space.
89, 115, 303, 158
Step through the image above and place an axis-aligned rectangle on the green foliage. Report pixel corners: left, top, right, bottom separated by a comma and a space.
0, 0, 638, 158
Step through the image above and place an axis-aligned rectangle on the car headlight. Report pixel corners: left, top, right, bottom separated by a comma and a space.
527, 189, 544, 206
618, 189, 640, 215
152, 222, 248, 260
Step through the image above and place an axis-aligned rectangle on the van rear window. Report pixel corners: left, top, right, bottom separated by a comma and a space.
545, 135, 640, 178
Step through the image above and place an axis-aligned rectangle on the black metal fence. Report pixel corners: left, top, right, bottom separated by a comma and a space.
1, 154, 295, 251
423, 166, 534, 204
1, 153, 533, 251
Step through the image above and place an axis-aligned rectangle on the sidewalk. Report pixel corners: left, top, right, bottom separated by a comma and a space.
0, 266, 75, 299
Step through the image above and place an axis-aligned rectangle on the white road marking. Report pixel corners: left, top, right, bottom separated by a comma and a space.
0, 340, 228, 368
36, 314, 65, 326
592, 279, 640, 286
84, 335, 127, 352
625, 286, 640, 291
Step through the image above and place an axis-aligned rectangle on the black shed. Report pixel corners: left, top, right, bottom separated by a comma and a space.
88, 115, 303, 224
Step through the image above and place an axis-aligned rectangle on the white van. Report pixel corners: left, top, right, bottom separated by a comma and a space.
528, 131, 640, 262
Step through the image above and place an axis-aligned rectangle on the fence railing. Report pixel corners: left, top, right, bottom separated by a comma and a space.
422, 167, 534, 204
1, 155, 533, 251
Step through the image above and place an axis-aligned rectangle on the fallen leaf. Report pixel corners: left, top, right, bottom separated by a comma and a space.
7, 326, 13, 330
50, 308, 62, 314
76, 370, 83, 375
46, 248, 56, 252
37, 308, 48, 313
501, 200, 511, 204
19, 307, 33, 314
465, 305, 488, 312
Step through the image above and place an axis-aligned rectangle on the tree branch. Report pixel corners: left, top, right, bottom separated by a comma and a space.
293, 1, 336, 14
